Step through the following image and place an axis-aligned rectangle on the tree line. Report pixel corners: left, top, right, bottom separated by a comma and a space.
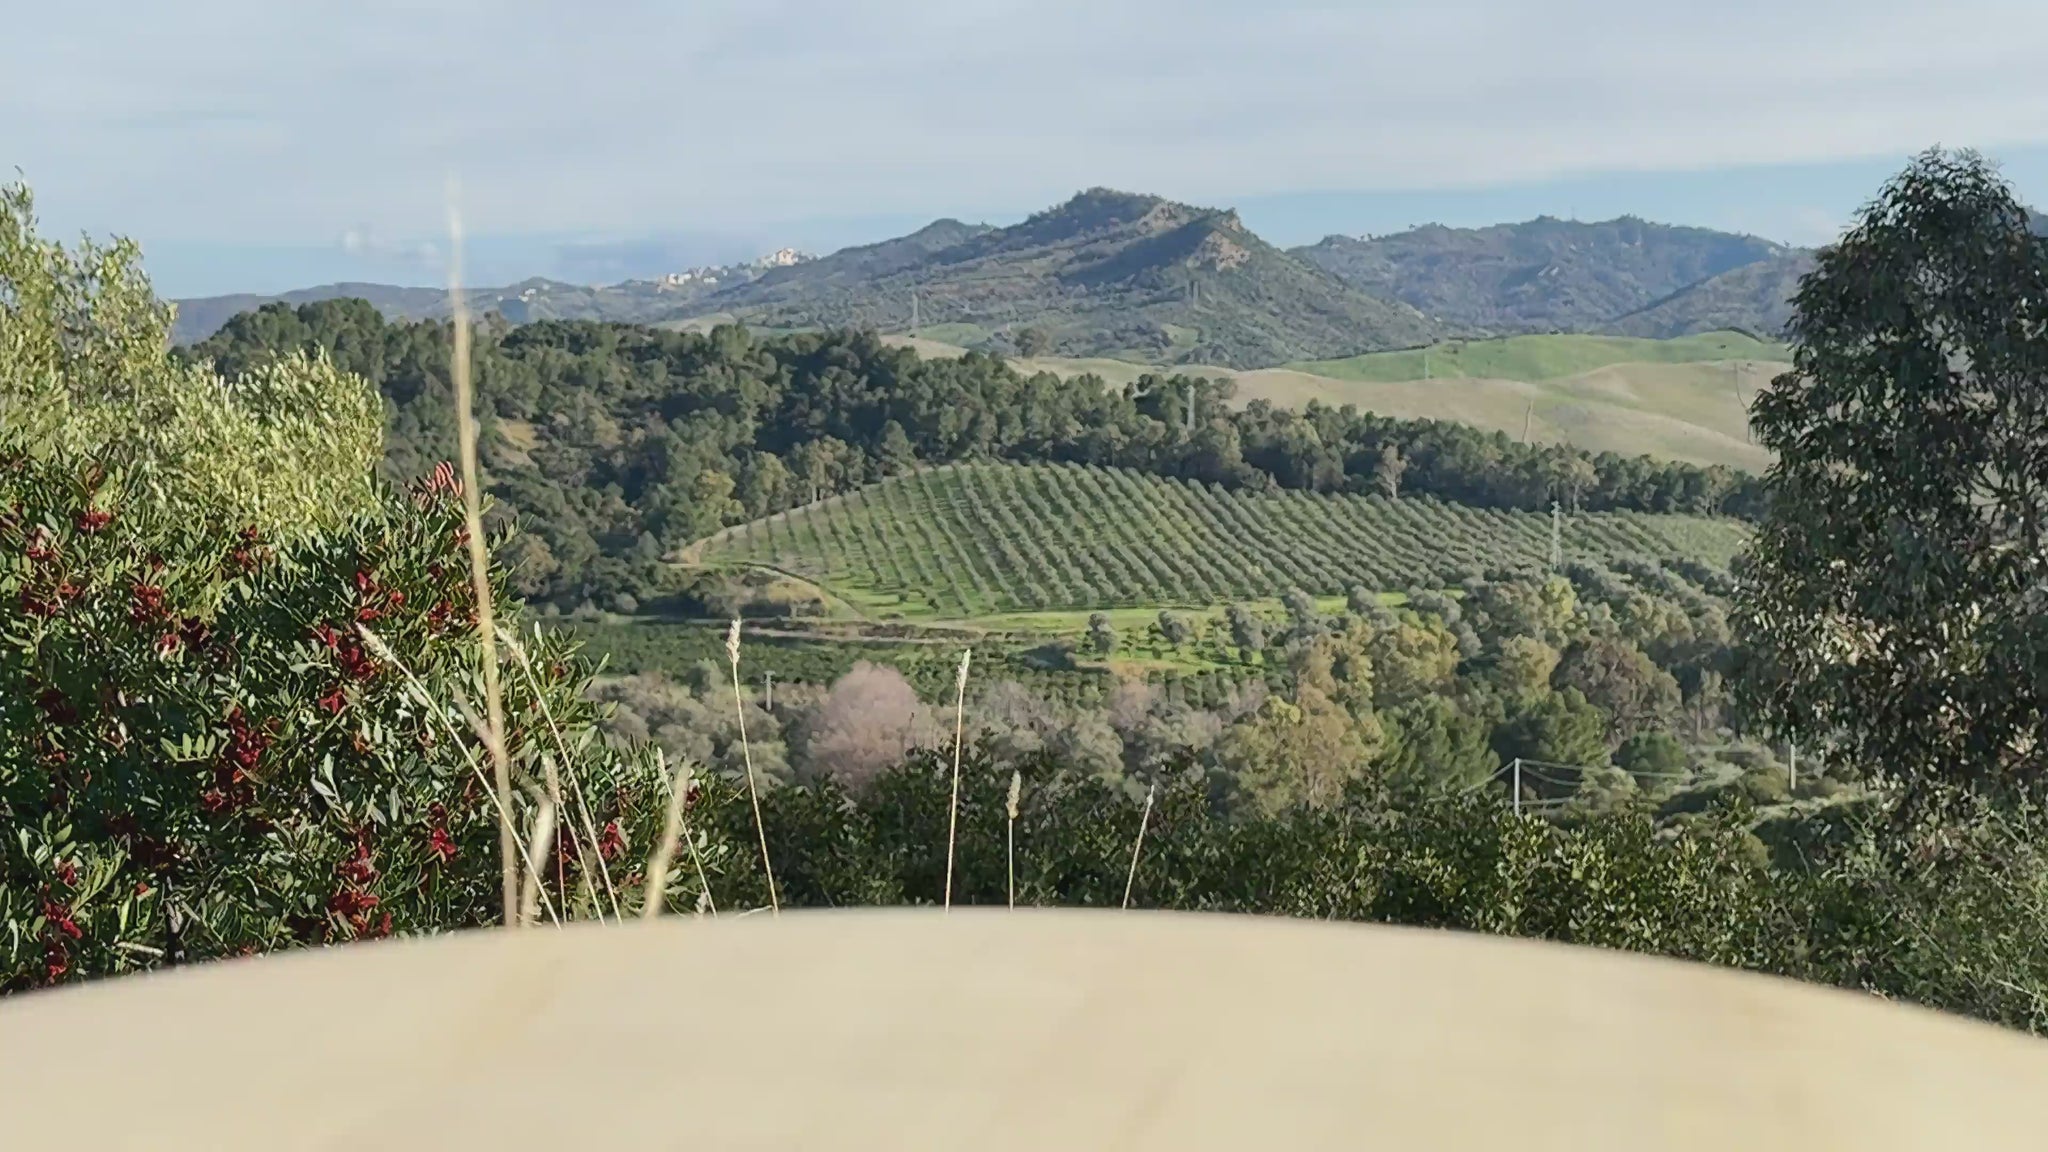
179, 305, 1764, 609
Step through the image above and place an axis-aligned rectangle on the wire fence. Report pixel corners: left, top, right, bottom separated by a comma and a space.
1429, 755, 1713, 818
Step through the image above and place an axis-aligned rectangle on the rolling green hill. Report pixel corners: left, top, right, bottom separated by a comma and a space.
885, 331, 1785, 472
693, 462, 1751, 621
1284, 331, 1788, 382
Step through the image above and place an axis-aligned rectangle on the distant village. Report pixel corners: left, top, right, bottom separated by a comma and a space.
654, 247, 813, 290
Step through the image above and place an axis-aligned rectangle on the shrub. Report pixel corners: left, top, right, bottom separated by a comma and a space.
0, 186, 680, 989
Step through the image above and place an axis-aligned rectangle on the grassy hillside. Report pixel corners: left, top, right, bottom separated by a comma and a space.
693, 462, 1750, 621
1227, 362, 1775, 473
1285, 331, 1787, 382
1293, 217, 1798, 336
674, 189, 1440, 367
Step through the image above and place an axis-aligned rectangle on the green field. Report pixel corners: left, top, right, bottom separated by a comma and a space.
692, 462, 1750, 622
1285, 331, 1789, 382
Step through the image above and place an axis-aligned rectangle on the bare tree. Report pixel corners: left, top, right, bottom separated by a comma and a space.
799, 662, 941, 792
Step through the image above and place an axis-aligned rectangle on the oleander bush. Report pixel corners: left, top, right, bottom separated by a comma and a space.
0, 181, 685, 989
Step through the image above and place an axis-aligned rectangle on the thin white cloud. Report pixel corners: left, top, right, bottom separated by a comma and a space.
7, 0, 2048, 242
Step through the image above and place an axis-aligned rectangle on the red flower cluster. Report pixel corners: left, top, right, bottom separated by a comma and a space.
424, 803, 458, 865
75, 508, 113, 534
327, 887, 379, 926
199, 708, 269, 813
129, 582, 168, 625
176, 615, 211, 654
41, 898, 82, 941
351, 568, 406, 624
417, 461, 462, 504
337, 838, 377, 887
426, 597, 471, 634
53, 859, 79, 888
597, 820, 625, 862
426, 827, 458, 864
24, 525, 56, 563
228, 526, 268, 573
329, 832, 387, 936
40, 894, 84, 981
311, 622, 377, 681
20, 581, 79, 618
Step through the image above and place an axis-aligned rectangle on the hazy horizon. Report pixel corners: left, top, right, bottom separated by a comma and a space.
12, 0, 2048, 296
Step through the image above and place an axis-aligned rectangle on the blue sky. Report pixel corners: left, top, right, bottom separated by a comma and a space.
9, 0, 2048, 296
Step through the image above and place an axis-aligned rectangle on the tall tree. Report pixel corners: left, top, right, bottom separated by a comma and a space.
1373, 442, 1406, 499
1733, 148, 2048, 806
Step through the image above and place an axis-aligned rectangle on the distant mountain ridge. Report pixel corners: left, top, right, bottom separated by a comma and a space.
1289, 217, 1802, 337
672, 188, 1440, 367
190, 195, 2007, 359
167, 256, 802, 345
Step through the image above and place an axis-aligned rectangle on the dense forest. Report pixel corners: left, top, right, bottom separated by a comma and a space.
180, 302, 1763, 609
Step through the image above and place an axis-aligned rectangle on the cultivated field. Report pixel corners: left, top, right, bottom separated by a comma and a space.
692, 462, 1751, 621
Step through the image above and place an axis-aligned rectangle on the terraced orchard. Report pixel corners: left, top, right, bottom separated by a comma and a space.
694, 463, 1750, 620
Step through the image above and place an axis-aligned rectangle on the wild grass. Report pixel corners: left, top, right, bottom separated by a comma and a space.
1006, 770, 1022, 910
642, 750, 715, 919
445, 191, 519, 928
728, 619, 780, 915
1122, 783, 1157, 912
944, 649, 970, 911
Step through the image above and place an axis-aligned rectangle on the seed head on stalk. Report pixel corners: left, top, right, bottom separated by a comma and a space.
943, 648, 972, 911
727, 617, 778, 914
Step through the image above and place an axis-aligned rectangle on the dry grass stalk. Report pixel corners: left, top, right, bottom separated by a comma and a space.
727, 619, 779, 915
1006, 770, 1021, 910
444, 187, 518, 928
499, 626, 622, 920
943, 648, 971, 911
518, 797, 558, 928
642, 749, 715, 919
358, 625, 559, 924
1121, 782, 1157, 912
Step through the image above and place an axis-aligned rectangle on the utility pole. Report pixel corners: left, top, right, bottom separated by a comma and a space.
1512, 758, 1523, 817
911, 290, 920, 333
1521, 398, 1534, 443
1734, 361, 1752, 444
764, 671, 775, 711
1184, 380, 1195, 433
1550, 501, 1562, 569
1788, 740, 1797, 791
